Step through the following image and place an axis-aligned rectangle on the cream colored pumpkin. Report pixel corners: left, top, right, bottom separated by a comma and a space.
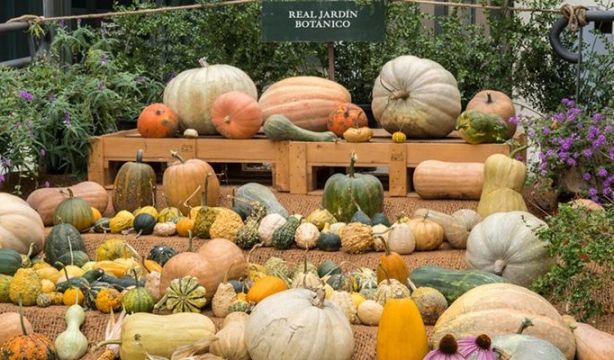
0, 193, 45, 255
210, 311, 249, 360
357, 299, 383, 326
294, 222, 319, 249
163, 59, 257, 135
245, 288, 354, 360
432, 283, 576, 360
466, 211, 553, 286
387, 223, 415, 254
372, 224, 389, 251
408, 217, 444, 251
258, 213, 286, 247
371, 55, 461, 138
212, 282, 237, 318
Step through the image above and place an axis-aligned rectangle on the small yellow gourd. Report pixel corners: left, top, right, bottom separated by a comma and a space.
63, 287, 84, 306
55, 304, 88, 360
40, 279, 56, 293
109, 210, 134, 233
391, 131, 406, 143
96, 288, 123, 313
343, 127, 374, 142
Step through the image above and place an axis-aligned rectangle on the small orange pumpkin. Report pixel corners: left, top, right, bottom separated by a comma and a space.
328, 103, 368, 136
211, 91, 263, 139
62, 287, 84, 306
246, 276, 288, 303
175, 217, 195, 237
137, 103, 179, 138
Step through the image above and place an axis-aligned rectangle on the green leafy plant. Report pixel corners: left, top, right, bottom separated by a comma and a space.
532, 203, 614, 321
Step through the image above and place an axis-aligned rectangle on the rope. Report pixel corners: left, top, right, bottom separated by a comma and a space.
5, 0, 580, 25
560, 4, 588, 31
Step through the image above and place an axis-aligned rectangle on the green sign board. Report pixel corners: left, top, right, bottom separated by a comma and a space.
262, 1, 386, 42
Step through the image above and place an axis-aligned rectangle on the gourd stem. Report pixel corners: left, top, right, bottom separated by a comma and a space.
202, 173, 210, 206
18, 296, 28, 336
508, 144, 529, 159
170, 150, 185, 164
348, 151, 357, 178
198, 57, 209, 68
93, 339, 122, 351
311, 288, 326, 308
182, 185, 202, 212
517, 318, 534, 334
25, 242, 34, 260
187, 230, 193, 252
136, 149, 144, 163
486, 92, 493, 104
131, 269, 141, 288
407, 279, 418, 292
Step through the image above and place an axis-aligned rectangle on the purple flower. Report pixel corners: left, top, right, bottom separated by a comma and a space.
542, 127, 551, 135
528, 129, 536, 137
582, 148, 593, 158
559, 151, 569, 161
610, 146, 614, 160
592, 113, 603, 122
588, 188, 598, 197
552, 112, 565, 122
598, 167, 608, 178
546, 149, 555, 157
560, 138, 573, 151
593, 134, 607, 148
583, 172, 592, 181
458, 335, 497, 360
19, 90, 33, 101
0, 173, 5, 185
566, 158, 577, 166
605, 125, 613, 133
508, 115, 520, 125
424, 334, 465, 360
100, 54, 108, 66
587, 126, 600, 140
63, 111, 72, 128
39, 148, 46, 157
561, 98, 576, 107
1, 159, 12, 168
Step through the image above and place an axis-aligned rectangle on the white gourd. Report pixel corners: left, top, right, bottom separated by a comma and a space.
210, 312, 249, 360
258, 213, 286, 247
387, 223, 415, 254
357, 300, 384, 326
294, 222, 320, 249
55, 304, 88, 360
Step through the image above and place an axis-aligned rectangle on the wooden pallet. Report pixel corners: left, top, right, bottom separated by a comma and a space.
88, 129, 510, 196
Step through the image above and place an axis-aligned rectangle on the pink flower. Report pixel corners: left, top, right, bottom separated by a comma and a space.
424, 334, 465, 360
458, 334, 497, 360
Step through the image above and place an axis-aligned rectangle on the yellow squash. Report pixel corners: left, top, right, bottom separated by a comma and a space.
376, 298, 428, 360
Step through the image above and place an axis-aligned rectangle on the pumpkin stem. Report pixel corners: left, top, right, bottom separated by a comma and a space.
198, 57, 209, 68
493, 347, 512, 360
507, 141, 529, 159
187, 230, 193, 252
25, 242, 35, 260
493, 259, 507, 275
517, 318, 534, 334
486, 92, 493, 104
136, 149, 144, 163
17, 296, 28, 336
390, 89, 410, 100
311, 288, 326, 308
131, 268, 142, 288
170, 150, 186, 164
348, 151, 357, 178
202, 173, 211, 206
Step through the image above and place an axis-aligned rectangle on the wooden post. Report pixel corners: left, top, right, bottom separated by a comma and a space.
327, 42, 335, 81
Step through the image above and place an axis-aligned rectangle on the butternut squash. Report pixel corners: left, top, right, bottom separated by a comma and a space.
413, 160, 484, 200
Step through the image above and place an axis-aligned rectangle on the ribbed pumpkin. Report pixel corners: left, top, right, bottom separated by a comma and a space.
322, 152, 384, 222
0, 193, 45, 255
112, 149, 156, 212
122, 271, 155, 313
162, 151, 220, 215
137, 103, 179, 138
259, 76, 352, 131
211, 91, 263, 139
466, 90, 516, 138
372, 55, 461, 138
327, 103, 368, 136
432, 283, 576, 359
376, 241, 410, 284
52, 189, 94, 232
477, 150, 528, 218
163, 59, 257, 135
44, 224, 89, 269
376, 298, 428, 360
26, 181, 108, 226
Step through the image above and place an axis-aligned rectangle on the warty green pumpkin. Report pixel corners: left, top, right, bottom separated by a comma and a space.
112, 149, 156, 212
322, 152, 384, 222
455, 110, 511, 144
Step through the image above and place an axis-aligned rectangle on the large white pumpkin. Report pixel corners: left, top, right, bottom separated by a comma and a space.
245, 288, 354, 360
465, 211, 553, 286
0, 192, 45, 254
163, 59, 257, 135
371, 55, 461, 138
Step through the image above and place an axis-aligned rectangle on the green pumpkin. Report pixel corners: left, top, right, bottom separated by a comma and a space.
371, 212, 390, 226
322, 152, 384, 222
53, 189, 94, 232
271, 216, 302, 250
351, 209, 372, 225
0, 249, 24, 276
317, 260, 342, 278
44, 224, 89, 269
112, 149, 156, 212
455, 110, 511, 144
148, 245, 177, 266
317, 228, 341, 252
122, 271, 154, 313
133, 213, 157, 236
92, 217, 111, 233
326, 273, 353, 291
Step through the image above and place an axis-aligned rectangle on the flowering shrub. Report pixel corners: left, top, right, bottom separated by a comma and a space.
518, 99, 613, 203
0, 25, 163, 193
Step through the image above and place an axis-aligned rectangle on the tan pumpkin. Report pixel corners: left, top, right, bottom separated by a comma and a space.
26, 181, 108, 226
162, 151, 220, 215
210, 312, 249, 360
386, 223, 415, 255
372, 55, 461, 138
567, 319, 614, 360
0, 193, 45, 255
163, 59, 257, 135
211, 91, 263, 139
466, 90, 516, 137
432, 283, 576, 360
408, 216, 444, 251
259, 76, 352, 131
0, 312, 34, 344
413, 208, 479, 249
343, 126, 374, 142
413, 160, 484, 200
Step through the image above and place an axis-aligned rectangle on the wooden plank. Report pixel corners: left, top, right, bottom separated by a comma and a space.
273, 141, 290, 192
195, 139, 278, 162
102, 138, 196, 160
388, 143, 407, 197
87, 136, 104, 185
289, 142, 308, 194
304, 142, 392, 166
406, 143, 509, 166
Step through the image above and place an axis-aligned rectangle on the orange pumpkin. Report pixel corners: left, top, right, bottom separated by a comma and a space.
62, 287, 84, 306
175, 217, 195, 237
137, 103, 179, 138
466, 90, 516, 137
211, 91, 263, 139
247, 276, 288, 303
327, 103, 368, 136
